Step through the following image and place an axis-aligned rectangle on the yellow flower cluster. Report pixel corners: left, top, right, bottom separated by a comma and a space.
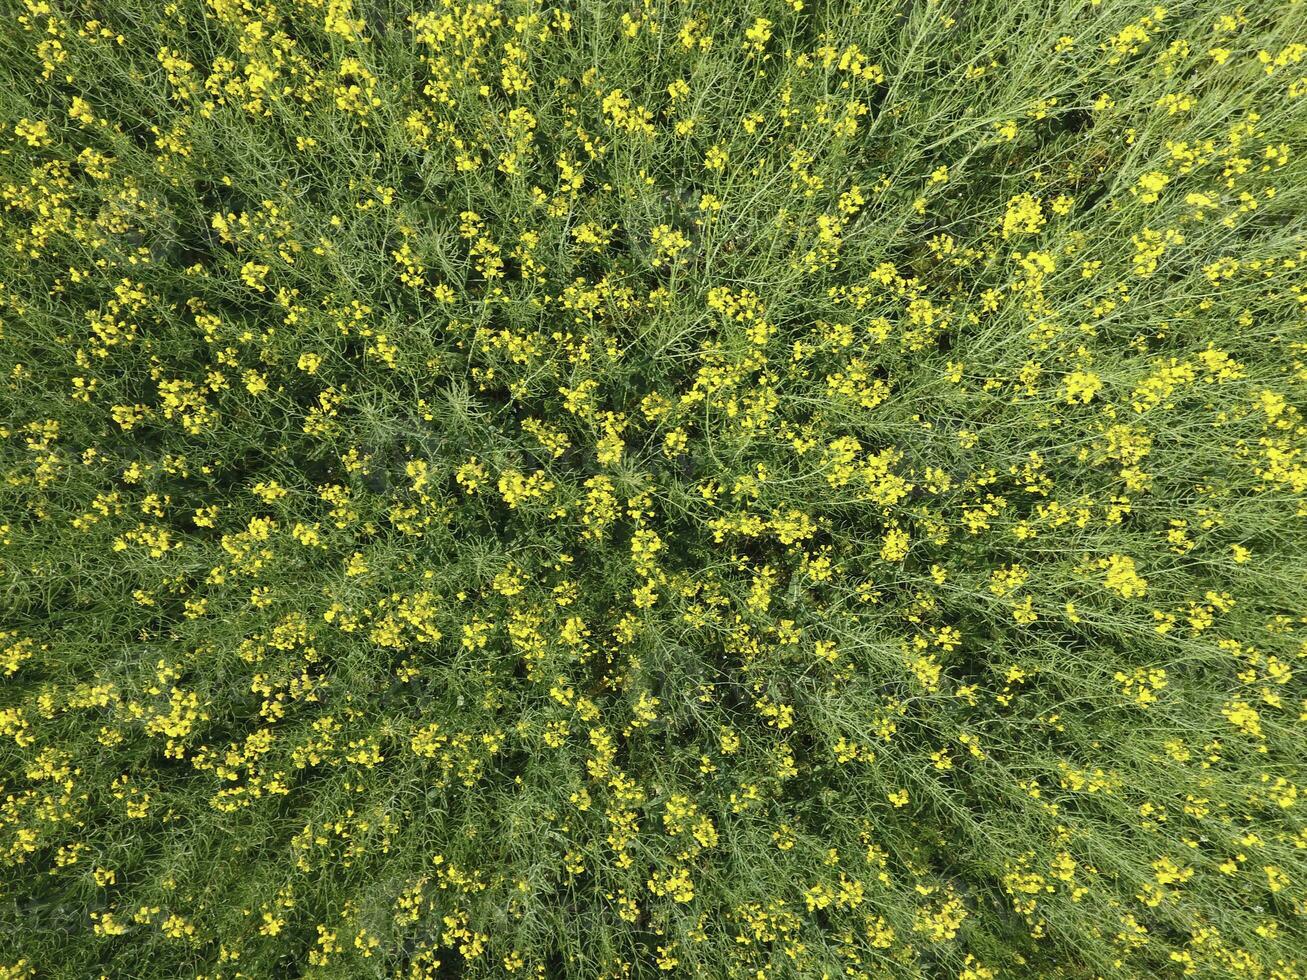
0, 1, 1302, 977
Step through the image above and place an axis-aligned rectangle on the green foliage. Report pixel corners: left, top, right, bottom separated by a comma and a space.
0, 0, 1304, 977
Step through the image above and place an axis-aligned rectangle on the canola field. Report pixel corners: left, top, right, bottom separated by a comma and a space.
0, 1, 1305, 976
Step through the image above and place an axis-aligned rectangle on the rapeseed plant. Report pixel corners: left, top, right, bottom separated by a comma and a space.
0, 0, 1304, 977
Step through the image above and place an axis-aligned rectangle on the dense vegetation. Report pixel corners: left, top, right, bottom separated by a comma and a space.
1, 0, 1304, 976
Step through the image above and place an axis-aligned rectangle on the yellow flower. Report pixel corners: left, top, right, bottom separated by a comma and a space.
704, 144, 729, 171
1064, 370, 1103, 404
1102, 554, 1148, 598
880, 526, 910, 562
